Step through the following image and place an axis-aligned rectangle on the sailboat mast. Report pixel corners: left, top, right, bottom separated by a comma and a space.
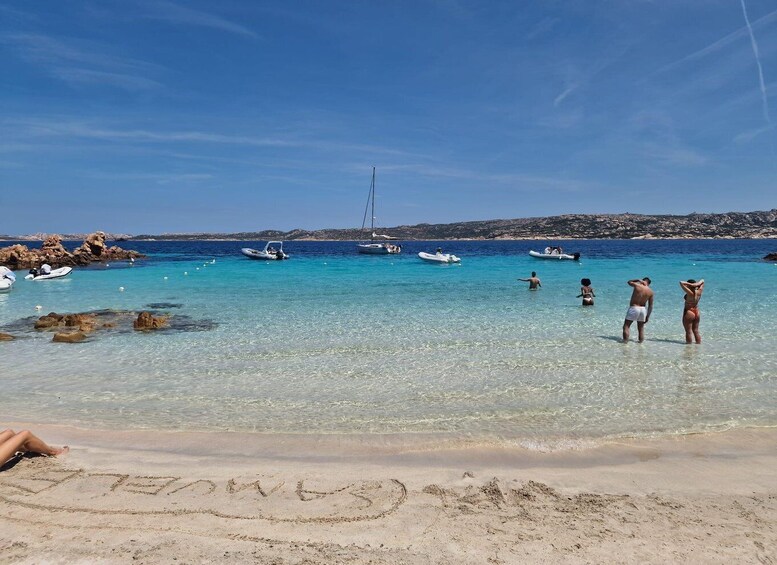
370, 166, 376, 242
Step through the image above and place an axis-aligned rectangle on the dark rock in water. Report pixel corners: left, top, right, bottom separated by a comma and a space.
765, 252, 777, 261
1, 308, 216, 338
0, 332, 14, 341
144, 302, 183, 309
133, 311, 168, 331
53, 331, 87, 343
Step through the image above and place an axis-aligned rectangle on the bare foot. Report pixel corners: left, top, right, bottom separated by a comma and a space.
50, 446, 69, 457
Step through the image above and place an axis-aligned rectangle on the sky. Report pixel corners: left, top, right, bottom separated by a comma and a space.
1, 0, 776, 234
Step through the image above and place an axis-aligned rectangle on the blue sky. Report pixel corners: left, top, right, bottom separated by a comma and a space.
1, 1, 775, 234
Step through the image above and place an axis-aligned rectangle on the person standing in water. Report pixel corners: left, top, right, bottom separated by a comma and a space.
623, 277, 654, 343
680, 279, 704, 344
518, 272, 541, 290
577, 278, 595, 306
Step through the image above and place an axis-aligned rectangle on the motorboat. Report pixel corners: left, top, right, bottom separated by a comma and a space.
357, 167, 401, 255
241, 241, 289, 260
25, 266, 73, 280
529, 249, 580, 261
0, 266, 15, 291
418, 251, 461, 264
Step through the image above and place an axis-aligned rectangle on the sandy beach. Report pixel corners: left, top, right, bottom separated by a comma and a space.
1, 423, 775, 564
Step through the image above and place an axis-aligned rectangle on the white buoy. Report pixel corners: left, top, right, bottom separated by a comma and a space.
196, 267, 199, 271
35, 305, 42, 310
106, 264, 110, 267
211, 259, 216, 264
184, 272, 188, 275
119, 286, 125, 292
163, 276, 168, 280
130, 257, 135, 263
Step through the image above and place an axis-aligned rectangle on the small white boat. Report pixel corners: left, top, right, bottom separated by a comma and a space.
418, 251, 461, 264
0, 266, 15, 291
24, 266, 73, 280
529, 250, 580, 261
241, 241, 289, 260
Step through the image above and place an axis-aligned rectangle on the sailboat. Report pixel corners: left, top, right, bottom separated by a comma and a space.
357, 167, 401, 255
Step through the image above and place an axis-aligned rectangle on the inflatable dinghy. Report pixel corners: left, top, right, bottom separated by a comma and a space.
418, 251, 461, 264
25, 266, 73, 280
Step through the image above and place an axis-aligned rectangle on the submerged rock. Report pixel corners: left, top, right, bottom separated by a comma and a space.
0, 332, 14, 341
52, 331, 87, 343
765, 252, 777, 261
133, 311, 168, 331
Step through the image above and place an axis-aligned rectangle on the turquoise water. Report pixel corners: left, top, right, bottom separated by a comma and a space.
2, 240, 776, 448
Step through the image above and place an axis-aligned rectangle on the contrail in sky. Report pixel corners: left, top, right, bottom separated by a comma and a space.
740, 0, 771, 125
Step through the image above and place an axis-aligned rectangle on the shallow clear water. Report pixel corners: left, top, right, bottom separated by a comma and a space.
2, 239, 776, 447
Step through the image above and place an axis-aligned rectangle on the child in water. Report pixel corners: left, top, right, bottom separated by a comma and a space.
577, 278, 595, 306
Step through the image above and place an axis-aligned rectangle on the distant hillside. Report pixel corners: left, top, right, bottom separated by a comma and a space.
126, 210, 777, 241
4, 210, 775, 242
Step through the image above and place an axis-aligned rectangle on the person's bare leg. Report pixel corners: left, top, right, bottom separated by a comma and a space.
683, 311, 695, 344
637, 321, 646, 343
692, 314, 701, 344
0, 430, 68, 466
623, 320, 632, 342
0, 429, 15, 443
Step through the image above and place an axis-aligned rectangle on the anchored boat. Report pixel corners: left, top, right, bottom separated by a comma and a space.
241, 241, 289, 260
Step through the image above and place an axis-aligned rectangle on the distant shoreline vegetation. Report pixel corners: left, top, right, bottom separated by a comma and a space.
4, 210, 776, 241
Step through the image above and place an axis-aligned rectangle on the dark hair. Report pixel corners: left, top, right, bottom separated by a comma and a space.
531, 271, 536, 277
581, 278, 591, 286
687, 279, 696, 284
643, 277, 652, 285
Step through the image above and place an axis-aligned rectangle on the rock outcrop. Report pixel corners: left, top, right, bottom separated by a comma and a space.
0, 332, 14, 341
0, 231, 143, 269
133, 311, 168, 331
765, 253, 777, 261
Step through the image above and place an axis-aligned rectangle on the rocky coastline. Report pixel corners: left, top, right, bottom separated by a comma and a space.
119, 209, 777, 241
0, 231, 144, 270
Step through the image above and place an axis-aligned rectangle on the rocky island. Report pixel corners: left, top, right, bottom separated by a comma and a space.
0, 231, 144, 270
123, 209, 777, 241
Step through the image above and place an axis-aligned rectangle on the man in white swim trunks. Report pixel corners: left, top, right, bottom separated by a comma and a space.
623, 277, 653, 343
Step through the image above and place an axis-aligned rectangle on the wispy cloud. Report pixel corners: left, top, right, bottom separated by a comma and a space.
139, 0, 258, 39
2, 33, 163, 91
86, 171, 214, 184
526, 17, 560, 41
553, 83, 579, 107
734, 124, 776, 144
655, 7, 777, 75
740, 0, 772, 126
378, 163, 591, 192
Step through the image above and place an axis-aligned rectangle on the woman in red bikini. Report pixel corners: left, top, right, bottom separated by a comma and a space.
680, 279, 704, 344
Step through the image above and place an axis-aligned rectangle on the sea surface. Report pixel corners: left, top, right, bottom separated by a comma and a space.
2, 239, 776, 449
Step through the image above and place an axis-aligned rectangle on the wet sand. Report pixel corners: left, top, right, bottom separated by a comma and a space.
1, 423, 776, 563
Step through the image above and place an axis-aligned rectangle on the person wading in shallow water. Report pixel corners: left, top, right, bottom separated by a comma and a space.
0, 429, 68, 468
623, 277, 654, 343
578, 278, 595, 306
680, 279, 704, 344
518, 272, 542, 290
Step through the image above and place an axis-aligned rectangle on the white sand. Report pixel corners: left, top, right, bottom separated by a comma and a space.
1, 423, 776, 564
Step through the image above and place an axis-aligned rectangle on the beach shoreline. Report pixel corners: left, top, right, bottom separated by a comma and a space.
2, 423, 775, 563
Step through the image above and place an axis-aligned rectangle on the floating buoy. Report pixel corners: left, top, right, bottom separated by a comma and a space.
211, 259, 216, 264
163, 276, 168, 280
35, 305, 42, 310
106, 264, 110, 267
130, 257, 135, 263
196, 267, 200, 271
184, 272, 188, 275
119, 286, 125, 292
